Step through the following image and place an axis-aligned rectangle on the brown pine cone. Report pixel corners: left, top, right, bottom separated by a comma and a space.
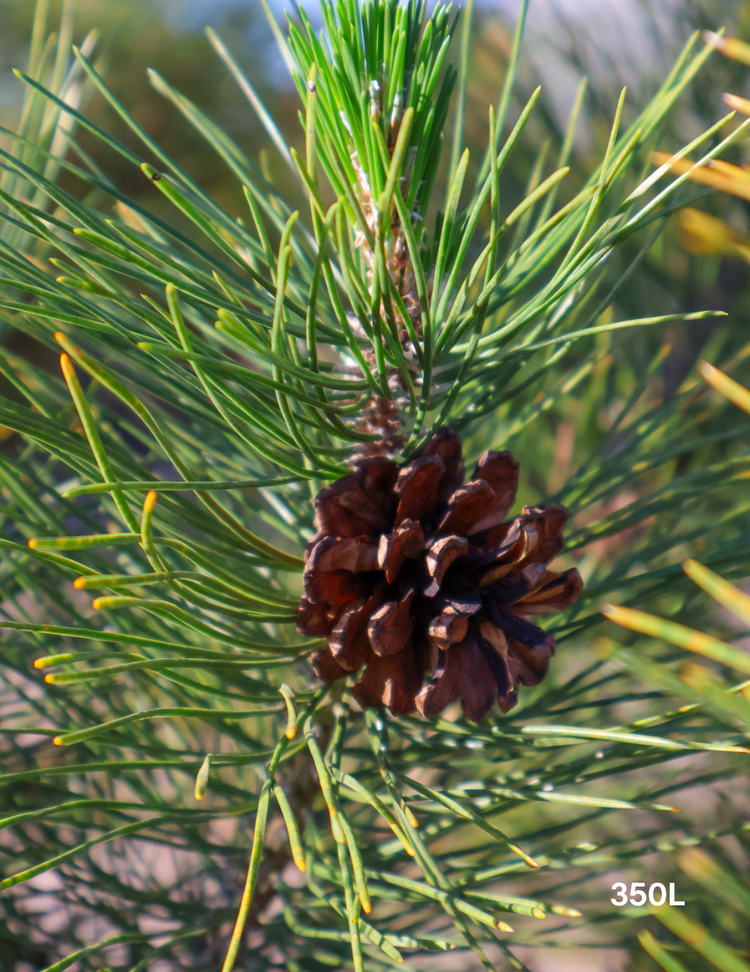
297, 428, 582, 720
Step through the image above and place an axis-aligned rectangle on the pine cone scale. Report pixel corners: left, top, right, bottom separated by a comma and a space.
306, 535, 379, 574
393, 455, 444, 523
515, 568, 583, 613
330, 588, 384, 669
424, 535, 469, 597
420, 649, 461, 717
476, 632, 513, 697
435, 479, 495, 536
314, 476, 389, 537
456, 638, 500, 721
429, 611, 469, 649
377, 519, 424, 583
368, 588, 415, 656
469, 451, 520, 534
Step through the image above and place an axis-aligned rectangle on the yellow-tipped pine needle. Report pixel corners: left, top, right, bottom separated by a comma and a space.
338, 810, 372, 914
57, 343, 140, 534
495, 919, 514, 933
704, 30, 750, 65
273, 784, 306, 872
651, 151, 750, 202
724, 92, 750, 116
403, 805, 419, 829
140, 489, 163, 570
388, 821, 416, 857
279, 684, 298, 739
91, 596, 150, 611
74, 572, 167, 591
602, 603, 750, 676
677, 208, 750, 262
328, 807, 345, 844
699, 360, 750, 414
684, 558, 750, 627
194, 755, 211, 801
34, 654, 74, 669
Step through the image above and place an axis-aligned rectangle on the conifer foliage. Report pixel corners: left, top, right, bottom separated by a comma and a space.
1, 1, 749, 970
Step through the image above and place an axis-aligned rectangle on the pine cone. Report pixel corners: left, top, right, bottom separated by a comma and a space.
297, 429, 582, 720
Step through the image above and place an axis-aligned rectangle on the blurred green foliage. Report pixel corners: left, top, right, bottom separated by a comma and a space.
0, 0, 305, 212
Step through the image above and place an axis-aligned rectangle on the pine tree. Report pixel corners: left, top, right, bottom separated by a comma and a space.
1, 2, 749, 970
